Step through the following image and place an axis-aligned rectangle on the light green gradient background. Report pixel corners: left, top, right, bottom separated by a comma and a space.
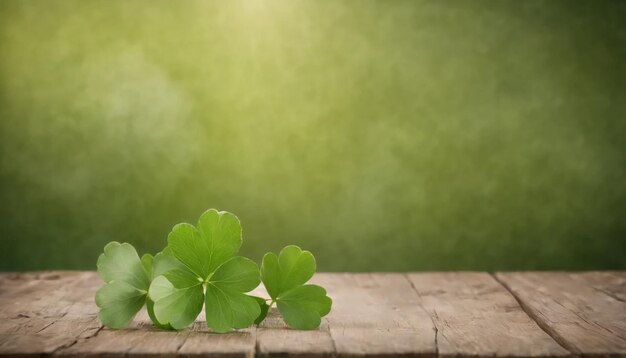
1, 0, 625, 271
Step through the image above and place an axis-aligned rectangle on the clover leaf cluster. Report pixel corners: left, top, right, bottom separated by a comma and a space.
95, 209, 332, 332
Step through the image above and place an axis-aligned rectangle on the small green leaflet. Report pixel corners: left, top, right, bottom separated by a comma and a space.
143, 248, 185, 329
96, 243, 181, 329
260, 245, 332, 329
95, 209, 332, 332
95, 242, 150, 329
148, 209, 261, 333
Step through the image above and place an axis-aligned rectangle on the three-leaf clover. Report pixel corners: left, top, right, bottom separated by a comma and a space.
148, 209, 261, 332
95, 209, 333, 332
260, 245, 332, 329
95, 242, 152, 328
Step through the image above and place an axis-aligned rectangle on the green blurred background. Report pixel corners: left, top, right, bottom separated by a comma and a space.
1, 0, 625, 272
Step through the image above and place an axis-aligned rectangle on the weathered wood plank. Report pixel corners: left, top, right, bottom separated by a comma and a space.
0, 272, 54, 298
495, 272, 626, 358
407, 272, 570, 358
0, 333, 75, 356
0, 271, 89, 321
317, 273, 436, 358
59, 285, 191, 357
573, 271, 626, 302
62, 326, 187, 357
1, 271, 625, 357
179, 322, 255, 358
256, 309, 334, 358
253, 277, 335, 358
0, 271, 102, 356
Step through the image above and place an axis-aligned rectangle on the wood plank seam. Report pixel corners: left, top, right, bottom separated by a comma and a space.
586, 286, 625, 303
408, 272, 570, 358
174, 330, 190, 355
327, 318, 338, 358
404, 273, 439, 357
491, 273, 577, 355
254, 320, 338, 358
319, 273, 437, 358
494, 272, 626, 357
571, 274, 626, 304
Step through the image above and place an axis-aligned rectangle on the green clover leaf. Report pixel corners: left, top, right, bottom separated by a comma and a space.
96, 210, 332, 332
205, 256, 262, 332
168, 209, 242, 278
148, 268, 204, 329
95, 242, 151, 329
151, 247, 188, 278
149, 209, 261, 332
260, 245, 332, 329
143, 248, 187, 329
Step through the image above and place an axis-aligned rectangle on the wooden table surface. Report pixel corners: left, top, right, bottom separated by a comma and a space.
0, 271, 624, 358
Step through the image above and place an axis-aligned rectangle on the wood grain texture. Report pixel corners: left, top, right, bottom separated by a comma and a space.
317, 273, 436, 358
256, 309, 335, 358
62, 307, 173, 356
0, 272, 102, 356
407, 272, 570, 358
573, 272, 626, 302
1, 271, 624, 357
495, 272, 626, 358
253, 276, 334, 358
179, 323, 255, 358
